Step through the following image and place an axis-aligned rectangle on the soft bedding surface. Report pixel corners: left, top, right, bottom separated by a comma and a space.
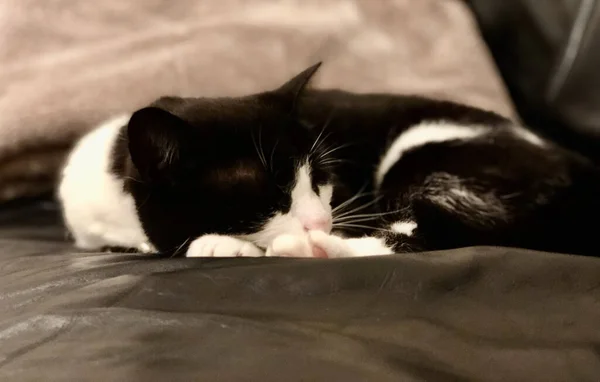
1, 200, 599, 381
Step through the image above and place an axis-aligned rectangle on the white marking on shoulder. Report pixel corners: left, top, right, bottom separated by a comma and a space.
59, 114, 155, 253
390, 221, 417, 236
512, 126, 545, 147
375, 121, 488, 186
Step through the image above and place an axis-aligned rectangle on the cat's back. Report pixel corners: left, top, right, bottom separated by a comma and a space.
303, 90, 511, 125
58, 115, 151, 251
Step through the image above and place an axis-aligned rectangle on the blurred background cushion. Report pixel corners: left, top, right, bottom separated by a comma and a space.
467, 0, 600, 161
0, 0, 514, 203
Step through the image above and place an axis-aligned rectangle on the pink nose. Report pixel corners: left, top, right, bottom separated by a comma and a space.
302, 218, 332, 233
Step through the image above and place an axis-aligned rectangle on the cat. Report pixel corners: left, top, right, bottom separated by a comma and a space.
59, 62, 600, 258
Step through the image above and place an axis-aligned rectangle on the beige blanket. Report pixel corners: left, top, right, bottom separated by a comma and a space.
0, 0, 515, 203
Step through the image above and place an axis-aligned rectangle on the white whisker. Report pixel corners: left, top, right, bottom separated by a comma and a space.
123, 176, 143, 184
331, 194, 371, 216
318, 142, 354, 161
251, 126, 268, 169
330, 185, 372, 214
314, 132, 332, 155
334, 196, 383, 220
310, 111, 336, 155
332, 223, 394, 234
333, 209, 405, 223
333, 216, 380, 224
171, 237, 192, 257
319, 158, 349, 167
269, 139, 279, 173
310, 126, 327, 154
258, 125, 268, 168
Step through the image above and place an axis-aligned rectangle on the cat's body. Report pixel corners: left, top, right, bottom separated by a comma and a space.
59, 63, 600, 258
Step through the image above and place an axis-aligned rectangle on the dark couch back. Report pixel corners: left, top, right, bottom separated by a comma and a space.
468, 0, 600, 161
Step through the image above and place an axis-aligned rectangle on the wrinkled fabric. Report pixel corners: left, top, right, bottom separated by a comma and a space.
1, 201, 599, 381
0, 0, 515, 202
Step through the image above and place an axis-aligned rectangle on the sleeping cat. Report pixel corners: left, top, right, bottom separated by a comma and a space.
59, 63, 600, 258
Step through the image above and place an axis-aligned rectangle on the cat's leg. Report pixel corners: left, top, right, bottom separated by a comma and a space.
186, 235, 264, 257
308, 231, 394, 258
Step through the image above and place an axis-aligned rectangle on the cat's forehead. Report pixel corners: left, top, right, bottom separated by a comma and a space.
204, 160, 267, 188
152, 96, 266, 126
145, 94, 315, 167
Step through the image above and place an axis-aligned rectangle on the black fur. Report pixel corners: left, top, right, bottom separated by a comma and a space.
112, 64, 335, 253
112, 63, 600, 257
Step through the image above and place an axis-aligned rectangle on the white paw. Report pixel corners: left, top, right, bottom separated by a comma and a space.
265, 232, 349, 258
308, 230, 352, 258
186, 235, 264, 258
309, 231, 394, 258
266, 234, 313, 258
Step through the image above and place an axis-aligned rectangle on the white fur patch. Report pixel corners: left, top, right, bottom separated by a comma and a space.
343, 236, 394, 257
245, 213, 302, 250
449, 187, 488, 206
61, 122, 334, 257
512, 126, 545, 147
240, 162, 333, 249
309, 231, 393, 258
391, 221, 417, 236
375, 122, 488, 186
438, 187, 502, 214
427, 180, 506, 220
289, 163, 333, 232
186, 235, 264, 257
265, 231, 394, 258
318, 184, 334, 207
58, 114, 154, 252
265, 234, 313, 258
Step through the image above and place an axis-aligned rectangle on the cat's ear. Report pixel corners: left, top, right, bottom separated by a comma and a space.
127, 107, 189, 181
269, 62, 322, 112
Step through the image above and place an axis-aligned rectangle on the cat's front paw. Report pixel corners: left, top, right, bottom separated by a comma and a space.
308, 230, 351, 258
266, 234, 316, 258
309, 231, 394, 258
266, 233, 330, 258
186, 235, 264, 258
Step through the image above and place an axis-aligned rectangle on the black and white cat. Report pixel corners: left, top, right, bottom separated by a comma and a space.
59, 63, 600, 258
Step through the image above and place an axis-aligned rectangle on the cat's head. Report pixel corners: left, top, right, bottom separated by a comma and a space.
124, 63, 336, 253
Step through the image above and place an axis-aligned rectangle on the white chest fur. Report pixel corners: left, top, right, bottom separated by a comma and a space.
58, 115, 154, 252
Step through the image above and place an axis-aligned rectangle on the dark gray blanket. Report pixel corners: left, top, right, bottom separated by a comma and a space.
1, 201, 599, 381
